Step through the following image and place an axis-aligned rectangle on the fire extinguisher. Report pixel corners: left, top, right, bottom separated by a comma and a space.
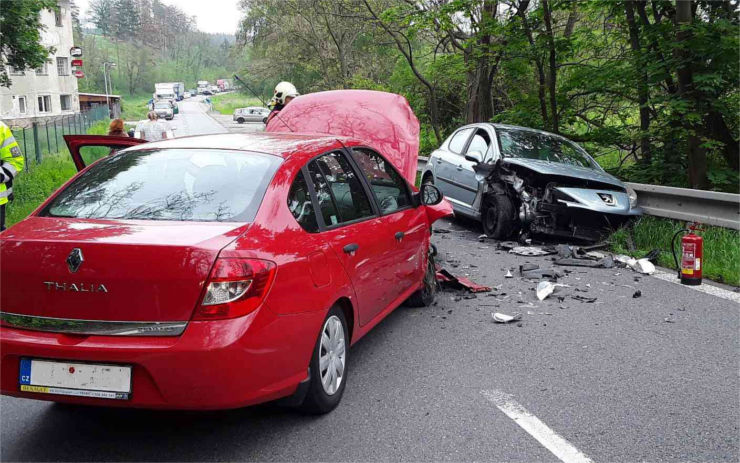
671, 222, 703, 286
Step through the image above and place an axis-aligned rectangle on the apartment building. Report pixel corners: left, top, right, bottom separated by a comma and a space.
0, 0, 80, 126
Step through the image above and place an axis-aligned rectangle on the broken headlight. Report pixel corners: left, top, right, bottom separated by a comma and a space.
626, 185, 638, 208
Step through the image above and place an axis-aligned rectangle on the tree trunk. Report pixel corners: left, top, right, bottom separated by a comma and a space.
675, 0, 708, 189
625, 0, 652, 163
542, 0, 558, 133
517, 0, 549, 129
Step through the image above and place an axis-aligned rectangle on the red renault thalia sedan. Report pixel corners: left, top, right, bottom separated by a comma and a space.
0, 92, 452, 413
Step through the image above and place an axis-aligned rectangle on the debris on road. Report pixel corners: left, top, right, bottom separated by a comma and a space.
509, 246, 554, 256
519, 263, 562, 280
505, 269, 514, 278
478, 234, 488, 242
615, 255, 656, 274
633, 290, 642, 298
553, 255, 615, 268
436, 267, 491, 293
536, 281, 555, 301
492, 312, 522, 323
571, 294, 598, 303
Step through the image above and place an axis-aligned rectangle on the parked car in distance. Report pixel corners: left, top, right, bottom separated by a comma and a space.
152, 101, 174, 120
234, 107, 270, 124
0, 94, 452, 413
421, 123, 641, 242
183, 91, 192, 99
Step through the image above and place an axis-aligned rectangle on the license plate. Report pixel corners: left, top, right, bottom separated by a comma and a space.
19, 358, 132, 400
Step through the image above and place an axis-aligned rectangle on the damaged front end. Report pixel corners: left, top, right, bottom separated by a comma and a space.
474, 159, 641, 242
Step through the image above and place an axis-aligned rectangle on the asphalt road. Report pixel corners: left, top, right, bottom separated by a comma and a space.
165, 95, 229, 137
1, 103, 738, 462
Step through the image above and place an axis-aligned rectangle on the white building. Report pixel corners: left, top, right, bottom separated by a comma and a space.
0, 0, 80, 127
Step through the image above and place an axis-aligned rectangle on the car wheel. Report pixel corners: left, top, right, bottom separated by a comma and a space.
237, 118, 245, 123
300, 307, 348, 414
405, 250, 437, 307
482, 193, 517, 239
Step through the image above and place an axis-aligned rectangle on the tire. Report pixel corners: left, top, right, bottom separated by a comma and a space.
405, 250, 437, 307
237, 118, 245, 124
481, 193, 517, 240
300, 306, 349, 414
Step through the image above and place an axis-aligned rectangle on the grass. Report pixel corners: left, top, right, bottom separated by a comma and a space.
120, 94, 153, 121
210, 92, 263, 115
6, 120, 110, 227
609, 216, 740, 286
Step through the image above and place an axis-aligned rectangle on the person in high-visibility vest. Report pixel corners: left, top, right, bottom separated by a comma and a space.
0, 121, 25, 231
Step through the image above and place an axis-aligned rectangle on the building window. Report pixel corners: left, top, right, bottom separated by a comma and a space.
57, 57, 69, 76
18, 97, 27, 114
8, 66, 24, 76
60, 94, 72, 111
38, 95, 52, 113
35, 62, 48, 75
55, 9, 63, 27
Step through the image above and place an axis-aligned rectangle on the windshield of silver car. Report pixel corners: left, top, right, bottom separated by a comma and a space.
496, 128, 596, 169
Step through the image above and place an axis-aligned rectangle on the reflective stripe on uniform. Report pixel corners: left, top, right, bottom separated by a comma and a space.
0, 135, 17, 149
0, 187, 12, 198
1, 162, 18, 178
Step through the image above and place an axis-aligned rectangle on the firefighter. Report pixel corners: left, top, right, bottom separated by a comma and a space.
0, 121, 25, 231
266, 81, 299, 125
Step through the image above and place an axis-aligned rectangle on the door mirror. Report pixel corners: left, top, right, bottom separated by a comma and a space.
420, 183, 443, 206
465, 150, 484, 164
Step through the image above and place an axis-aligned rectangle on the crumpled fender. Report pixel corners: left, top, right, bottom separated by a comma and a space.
425, 198, 454, 224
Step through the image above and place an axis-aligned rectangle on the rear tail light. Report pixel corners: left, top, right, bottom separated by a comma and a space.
194, 258, 276, 320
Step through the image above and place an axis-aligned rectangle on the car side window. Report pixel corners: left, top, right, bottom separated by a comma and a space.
351, 148, 411, 214
465, 129, 491, 158
448, 128, 473, 154
287, 171, 318, 232
307, 151, 374, 226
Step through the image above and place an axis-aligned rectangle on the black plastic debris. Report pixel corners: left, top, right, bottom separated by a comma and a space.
519, 263, 562, 280
498, 241, 519, 251
571, 295, 598, 303
434, 228, 451, 234
633, 290, 642, 298
554, 255, 614, 269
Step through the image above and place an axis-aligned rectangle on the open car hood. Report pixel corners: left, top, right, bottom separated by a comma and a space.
265, 90, 420, 184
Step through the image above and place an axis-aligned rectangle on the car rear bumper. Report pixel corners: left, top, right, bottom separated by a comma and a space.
0, 307, 323, 409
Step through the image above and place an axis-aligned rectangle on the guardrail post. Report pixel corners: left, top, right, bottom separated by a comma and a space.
31, 122, 41, 164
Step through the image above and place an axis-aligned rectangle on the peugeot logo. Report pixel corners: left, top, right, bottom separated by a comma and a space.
66, 248, 84, 273
598, 193, 616, 206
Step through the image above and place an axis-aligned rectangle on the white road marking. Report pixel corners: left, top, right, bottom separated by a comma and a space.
652, 270, 740, 304
481, 390, 594, 463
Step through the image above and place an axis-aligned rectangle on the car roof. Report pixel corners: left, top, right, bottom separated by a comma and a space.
131, 132, 352, 160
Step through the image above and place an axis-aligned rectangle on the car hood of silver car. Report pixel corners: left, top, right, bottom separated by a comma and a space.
501, 157, 625, 190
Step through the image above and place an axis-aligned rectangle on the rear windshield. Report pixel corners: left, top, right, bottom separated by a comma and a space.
496, 128, 596, 169
155, 103, 170, 109
42, 149, 281, 222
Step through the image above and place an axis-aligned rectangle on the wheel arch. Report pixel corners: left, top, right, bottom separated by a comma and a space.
333, 297, 355, 343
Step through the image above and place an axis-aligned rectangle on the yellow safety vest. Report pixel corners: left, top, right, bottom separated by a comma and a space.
0, 121, 25, 206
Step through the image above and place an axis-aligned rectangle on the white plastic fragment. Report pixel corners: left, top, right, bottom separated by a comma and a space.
536, 281, 555, 301
492, 312, 522, 323
631, 258, 656, 274
505, 269, 514, 278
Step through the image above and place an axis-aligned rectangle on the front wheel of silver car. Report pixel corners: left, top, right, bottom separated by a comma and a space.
482, 193, 517, 240
300, 307, 348, 414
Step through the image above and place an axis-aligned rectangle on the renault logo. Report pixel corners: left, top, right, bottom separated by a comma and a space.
66, 248, 84, 273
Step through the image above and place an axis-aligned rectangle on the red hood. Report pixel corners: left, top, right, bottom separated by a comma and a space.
265, 90, 420, 184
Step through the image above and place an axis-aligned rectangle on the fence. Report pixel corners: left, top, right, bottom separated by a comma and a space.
7, 105, 109, 172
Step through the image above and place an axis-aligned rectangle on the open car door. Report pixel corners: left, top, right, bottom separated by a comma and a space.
63, 134, 146, 171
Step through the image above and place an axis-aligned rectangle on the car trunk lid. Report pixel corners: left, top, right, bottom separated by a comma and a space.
0, 217, 248, 323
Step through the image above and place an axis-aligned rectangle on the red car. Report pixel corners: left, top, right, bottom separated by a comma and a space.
0, 91, 452, 413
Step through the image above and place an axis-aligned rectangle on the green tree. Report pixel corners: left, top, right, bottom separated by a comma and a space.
0, 0, 59, 87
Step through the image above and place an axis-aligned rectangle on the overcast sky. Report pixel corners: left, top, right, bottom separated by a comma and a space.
75, 0, 241, 35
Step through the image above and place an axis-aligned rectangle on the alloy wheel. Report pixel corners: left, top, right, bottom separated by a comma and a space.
319, 315, 346, 395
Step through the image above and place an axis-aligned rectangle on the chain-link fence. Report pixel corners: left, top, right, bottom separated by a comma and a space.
7, 105, 109, 172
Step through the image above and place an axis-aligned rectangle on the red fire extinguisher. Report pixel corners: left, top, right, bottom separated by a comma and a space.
671, 222, 703, 286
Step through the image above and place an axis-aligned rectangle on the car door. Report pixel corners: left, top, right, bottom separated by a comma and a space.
63, 134, 147, 171
454, 128, 493, 206
303, 150, 397, 326
434, 127, 473, 204
349, 147, 428, 302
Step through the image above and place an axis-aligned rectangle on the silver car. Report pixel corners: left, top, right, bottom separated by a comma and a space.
233, 107, 271, 124
421, 123, 642, 242
153, 102, 174, 120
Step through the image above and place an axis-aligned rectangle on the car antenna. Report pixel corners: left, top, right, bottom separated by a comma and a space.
233, 74, 294, 132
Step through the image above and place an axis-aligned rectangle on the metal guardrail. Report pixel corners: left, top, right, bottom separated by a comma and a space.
626, 183, 740, 230
416, 157, 740, 230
